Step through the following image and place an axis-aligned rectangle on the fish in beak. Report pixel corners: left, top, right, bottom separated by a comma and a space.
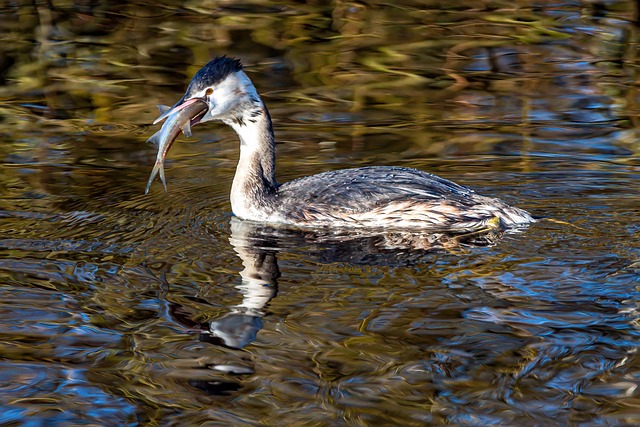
152, 96, 206, 126
145, 98, 208, 194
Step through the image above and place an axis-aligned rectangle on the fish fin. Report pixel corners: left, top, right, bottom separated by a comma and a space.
146, 129, 162, 146
153, 105, 173, 125
145, 162, 161, 194
182, 120, 192, 138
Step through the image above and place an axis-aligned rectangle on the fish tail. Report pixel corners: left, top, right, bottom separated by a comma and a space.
145, 162, 162, 194
159, 163, 167, 191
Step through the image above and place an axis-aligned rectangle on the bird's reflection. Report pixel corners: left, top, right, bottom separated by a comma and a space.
194, 217, 505, 351
155, 218, 508, 397
199, 221, 280, 349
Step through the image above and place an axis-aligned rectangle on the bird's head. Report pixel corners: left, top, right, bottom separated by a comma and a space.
154, 56, 262, 127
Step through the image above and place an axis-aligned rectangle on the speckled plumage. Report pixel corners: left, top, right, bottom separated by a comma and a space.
272, 166, 532, 229
160, 56, 535, 231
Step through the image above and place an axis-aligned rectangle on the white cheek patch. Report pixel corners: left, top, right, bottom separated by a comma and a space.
192, 71, 259, 123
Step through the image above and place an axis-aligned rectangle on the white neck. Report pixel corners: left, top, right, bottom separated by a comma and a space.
227, 104, 278, 221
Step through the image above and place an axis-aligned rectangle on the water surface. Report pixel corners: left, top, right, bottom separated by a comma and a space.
1, 1, 639, 426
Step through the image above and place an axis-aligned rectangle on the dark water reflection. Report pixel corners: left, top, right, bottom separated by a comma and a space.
1, 1, 640, 425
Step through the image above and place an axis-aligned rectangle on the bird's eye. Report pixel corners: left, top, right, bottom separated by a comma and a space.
205, 88, 213, 96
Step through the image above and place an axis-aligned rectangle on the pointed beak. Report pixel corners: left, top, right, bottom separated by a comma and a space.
153, 97, 207, 125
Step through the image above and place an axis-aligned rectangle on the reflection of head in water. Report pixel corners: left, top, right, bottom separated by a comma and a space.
200, 312, 264, 349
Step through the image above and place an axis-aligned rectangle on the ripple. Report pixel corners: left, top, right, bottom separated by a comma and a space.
1, 1, 640, 425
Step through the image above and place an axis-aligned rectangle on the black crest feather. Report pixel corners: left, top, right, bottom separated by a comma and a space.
184, 56, 243, 97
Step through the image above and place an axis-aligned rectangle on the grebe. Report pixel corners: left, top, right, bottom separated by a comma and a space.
150, 56, 534, 231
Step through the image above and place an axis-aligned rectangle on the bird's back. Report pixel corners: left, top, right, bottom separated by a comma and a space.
274, 166, 532, 230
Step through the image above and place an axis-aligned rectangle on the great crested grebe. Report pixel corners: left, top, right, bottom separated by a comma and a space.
150, 56, 534, 231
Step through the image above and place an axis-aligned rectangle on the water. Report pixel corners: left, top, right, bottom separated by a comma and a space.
1, 1, 639, 425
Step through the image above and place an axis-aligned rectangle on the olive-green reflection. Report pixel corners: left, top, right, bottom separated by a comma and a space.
1, 1, 640, 426
1, 1, 639, 153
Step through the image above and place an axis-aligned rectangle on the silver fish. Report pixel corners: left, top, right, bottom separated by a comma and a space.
145, 99, 208, 194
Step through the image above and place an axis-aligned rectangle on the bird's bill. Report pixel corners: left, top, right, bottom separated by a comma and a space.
152, 97, 206, 125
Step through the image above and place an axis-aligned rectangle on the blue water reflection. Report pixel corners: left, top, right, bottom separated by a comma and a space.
1, 0, 640, 425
